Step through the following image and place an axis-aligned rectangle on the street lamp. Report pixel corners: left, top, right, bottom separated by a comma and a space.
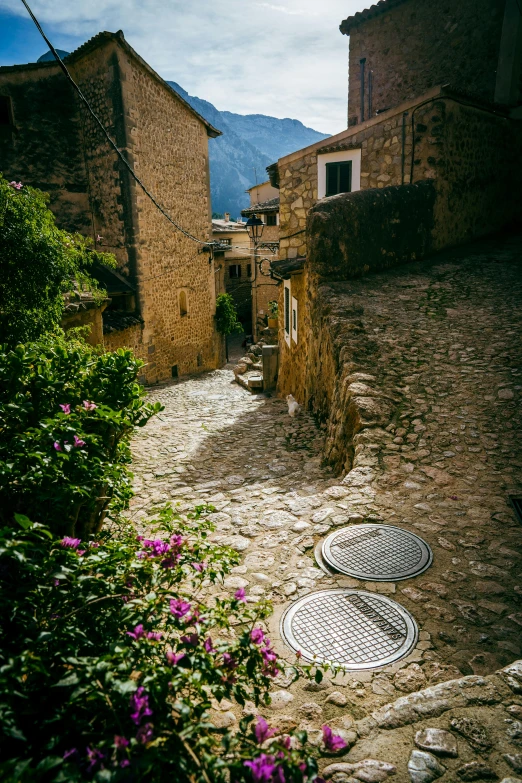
245, 215, 264, 340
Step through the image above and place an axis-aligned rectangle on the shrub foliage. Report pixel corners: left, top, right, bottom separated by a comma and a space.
0, 175, 116, 346
215, 293, 242, 336
0, 507, 326, 782
0, 334, 162, 537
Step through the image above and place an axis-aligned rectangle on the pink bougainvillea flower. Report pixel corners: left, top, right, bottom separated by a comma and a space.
73, 435, 86, 448
114, 735, 129, 750
321, 724, 347, 752
166, 650, 185, 666
181, 633, 199, 647
203, 636, 215, 653
120, 759, 131, 768
77, 549, 86, 556
192, 561, 205, 572
83, 400, 97, 410
251, 627, 266, 645
53, 441, 63, 452
170, 598, 191, 619
136, 722, 153, 744
63, 748, 77, 760
222, 652, 237, 669
126, 624, 145, 641
147, 631, 162, 641
244, 754, 285, 783
59, 403, 71, 414
254, 716, 277, 744
86, 746, 105, 773
129, 687, 152, 726
9, 181, 22, 190
61, 537, 81, 549
234, 587, 247, 603
53, 579, 60, 586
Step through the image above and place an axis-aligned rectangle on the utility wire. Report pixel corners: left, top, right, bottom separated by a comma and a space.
20, 0, 213, 248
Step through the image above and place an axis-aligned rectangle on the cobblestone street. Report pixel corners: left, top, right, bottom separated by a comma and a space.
130, 235, 522, 781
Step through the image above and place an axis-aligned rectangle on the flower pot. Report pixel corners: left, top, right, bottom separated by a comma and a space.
268, 317, 278, 329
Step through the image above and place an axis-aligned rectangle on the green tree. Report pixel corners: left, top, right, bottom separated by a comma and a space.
215, 293, 242, 336
0, 175, 116, 346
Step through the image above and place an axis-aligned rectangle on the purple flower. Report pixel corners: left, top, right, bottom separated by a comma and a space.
170, 598, 191, 619
251, 627, 266, 645
203, 636, 215, 653
53, 579, 60, 586
321, 725, 347, 753
77, 549, 86, 556
73, 435, 86, 448
61, 537, 81, 549
129, 686, 153, 726
181, 633, 199, 647
136, 722, 153, 744
86, 746, 104, 773
9, 181, 22, 190
192, 562, 205, 572
120, 759, 130, 768
147, 631, 163, 641
114, 735, 129, 750
234, 587, 247, 603
254, 716, 277, 744
83, 400, 97, 410
126, 624, 145, 641
166, 650, 185, 666
60, 403, 71, 414
63, 748, 77, 760
244, 754, 285, 783
222, 652, 237, 669
53, 441, 63, 452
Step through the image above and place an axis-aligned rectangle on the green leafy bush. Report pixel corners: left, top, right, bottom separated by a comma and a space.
0, 174, 116, 346
0, 507, 330, 782
215, 293, 242, 336
0, 334, 162, 537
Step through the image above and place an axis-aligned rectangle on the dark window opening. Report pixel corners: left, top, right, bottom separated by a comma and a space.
246, 264, 252, 277
171, 365, 179, 379
510, 496, 522, 524
325, 161, 352, 197
0, 96, 12, 125
179, 290, 188, 317
284, 287, 290, 334
229, 264, 241, 279
266, 214, 277, 226
197, 353, 203, 367
221, 238, 231, 245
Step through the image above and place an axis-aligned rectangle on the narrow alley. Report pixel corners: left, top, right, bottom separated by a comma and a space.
130, 235, 522, 781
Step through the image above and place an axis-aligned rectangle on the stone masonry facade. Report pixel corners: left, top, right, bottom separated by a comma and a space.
0, 31, 223, 383
341, 0, 511, 127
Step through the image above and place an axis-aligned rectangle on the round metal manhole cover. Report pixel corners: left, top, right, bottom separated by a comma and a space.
280, 589, 418, 670
322, 524, 432, 581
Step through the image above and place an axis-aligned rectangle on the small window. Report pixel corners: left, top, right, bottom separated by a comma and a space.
0, 96, 12, 125
246, 264, 252, 277
179, 290, 188, 317
266, 214, 277, 226
284, 281, 291, 347
229, 264, 241, 279
325, 161, 352, 197
291, 296, 298, 344
221, 238, 231, 246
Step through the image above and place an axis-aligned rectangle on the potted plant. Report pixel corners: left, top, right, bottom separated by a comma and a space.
267, 300, 279, 329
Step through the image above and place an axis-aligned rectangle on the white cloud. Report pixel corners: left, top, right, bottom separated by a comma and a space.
0, 0, 369, 133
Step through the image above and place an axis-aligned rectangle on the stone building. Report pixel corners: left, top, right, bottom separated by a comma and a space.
0, 30, 223, 383
211, 214, 252, 330
241, 180, 280, 339
268, 0, 522, 401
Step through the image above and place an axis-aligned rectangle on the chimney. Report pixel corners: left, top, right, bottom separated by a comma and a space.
224, 212, 230, 223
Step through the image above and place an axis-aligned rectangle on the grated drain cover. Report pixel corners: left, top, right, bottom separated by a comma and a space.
322, 524, 432, 581
280, 589, 418, 669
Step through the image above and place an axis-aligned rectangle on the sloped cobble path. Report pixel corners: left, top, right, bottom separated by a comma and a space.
131, 234, 522, 781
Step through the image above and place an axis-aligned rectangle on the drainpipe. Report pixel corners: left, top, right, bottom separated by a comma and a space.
360, 58, 366, 122
368, 69, 373, 118
401, 111, 408, 184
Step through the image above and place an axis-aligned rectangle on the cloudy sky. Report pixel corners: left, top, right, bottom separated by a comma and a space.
0, 0, 370, 134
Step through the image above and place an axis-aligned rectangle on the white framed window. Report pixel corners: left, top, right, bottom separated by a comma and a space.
291, 296, 298, 344
317, 148, 361, 199
283, 280, 291, 347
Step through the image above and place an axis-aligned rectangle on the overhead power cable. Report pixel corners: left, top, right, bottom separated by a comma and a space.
20, 0, 212, 247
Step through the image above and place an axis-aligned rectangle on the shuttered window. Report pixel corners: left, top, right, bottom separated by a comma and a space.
284, 286, 290, 335
325, 161, 352, 197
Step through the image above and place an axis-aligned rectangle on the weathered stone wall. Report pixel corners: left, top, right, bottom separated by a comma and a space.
118, 46, 220, 382
345, 0, 505, 126
104, 322, 147, 375
0, 63, 91, 234
276, 270, 308, 403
